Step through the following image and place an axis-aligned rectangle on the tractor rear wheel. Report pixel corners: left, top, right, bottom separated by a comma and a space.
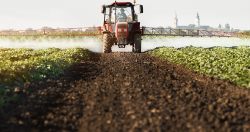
134, 33, 141, 53
103, 33, 112, 53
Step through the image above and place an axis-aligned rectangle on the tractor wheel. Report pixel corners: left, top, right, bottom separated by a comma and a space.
134, 33, 141, 53
103, 33, 112, 53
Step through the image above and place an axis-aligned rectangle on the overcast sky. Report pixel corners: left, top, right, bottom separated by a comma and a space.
0, 0, 249, 31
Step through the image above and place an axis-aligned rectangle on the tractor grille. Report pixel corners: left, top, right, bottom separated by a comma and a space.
118, 24, 127, 28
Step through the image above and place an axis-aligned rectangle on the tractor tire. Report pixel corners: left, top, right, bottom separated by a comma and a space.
103, 33, 112, 53
134, 33, 141, 53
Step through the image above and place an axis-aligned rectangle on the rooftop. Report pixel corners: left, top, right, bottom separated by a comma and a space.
110, 2, 133, 6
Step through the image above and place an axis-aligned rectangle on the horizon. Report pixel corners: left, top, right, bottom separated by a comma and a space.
0, 0, 249, 31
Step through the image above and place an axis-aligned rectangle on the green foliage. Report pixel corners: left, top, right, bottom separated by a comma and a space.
242, 30, 250, 34
0, 47, 90, 107
186, 24, 195, 29
225, 23, 230, 30
41, 26, 53, 29
150, 45, 250, 89
1, 29, 14, 31
238, 30, 250, 40
218, 24, 222, 28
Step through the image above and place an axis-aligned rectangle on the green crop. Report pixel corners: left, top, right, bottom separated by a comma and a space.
0, 47, 90, 107
150, 45, 250, 88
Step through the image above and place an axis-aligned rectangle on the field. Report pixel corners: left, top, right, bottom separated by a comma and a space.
0, 47, 90, 106
150, 45, 250, 88
1, 37, 250, 131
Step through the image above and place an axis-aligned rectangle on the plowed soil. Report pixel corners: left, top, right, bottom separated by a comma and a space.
1, 52, 250, 132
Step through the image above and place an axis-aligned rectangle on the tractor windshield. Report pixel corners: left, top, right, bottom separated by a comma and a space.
111, 6, 133, 23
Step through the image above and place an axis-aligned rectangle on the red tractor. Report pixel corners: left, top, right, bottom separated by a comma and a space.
101, 1, 143, 53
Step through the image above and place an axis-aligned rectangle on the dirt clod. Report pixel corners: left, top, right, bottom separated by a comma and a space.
14, 87, 21, 93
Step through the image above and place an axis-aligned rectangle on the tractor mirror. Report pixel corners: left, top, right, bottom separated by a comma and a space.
140, 5, 143, 13
101, 5, 106, 13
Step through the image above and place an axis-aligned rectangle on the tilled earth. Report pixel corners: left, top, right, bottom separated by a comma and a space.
1, 52, 250, 132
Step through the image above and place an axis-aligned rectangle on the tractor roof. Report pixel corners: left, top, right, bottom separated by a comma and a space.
110, 2, 133, 6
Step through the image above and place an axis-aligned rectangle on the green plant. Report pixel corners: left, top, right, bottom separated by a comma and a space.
0, 47, 90, 107
150, 45, 250, 88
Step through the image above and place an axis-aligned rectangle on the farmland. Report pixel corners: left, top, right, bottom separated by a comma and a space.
0, 47, 90, 106
1, 37, 250, 131
1, 51, 250, 132
150, 45, 250, 88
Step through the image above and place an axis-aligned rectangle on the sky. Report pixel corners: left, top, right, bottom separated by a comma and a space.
0, 0, 250, 31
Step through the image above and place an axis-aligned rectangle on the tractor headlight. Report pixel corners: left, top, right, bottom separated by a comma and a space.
118, 29, 121, 32
124, 29, 127, 32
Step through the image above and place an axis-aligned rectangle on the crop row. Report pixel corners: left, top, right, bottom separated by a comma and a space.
150, 45, 250, 88
0, 47, 90, 106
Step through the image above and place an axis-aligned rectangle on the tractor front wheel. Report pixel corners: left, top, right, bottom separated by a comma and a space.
103, 33, 112, 53
134, 33, 141, 53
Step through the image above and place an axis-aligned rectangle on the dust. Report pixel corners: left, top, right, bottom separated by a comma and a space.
113, 37, 250, 52
0, 36, 249, 52
0, 37, 103, 52
142, 37, 250, 51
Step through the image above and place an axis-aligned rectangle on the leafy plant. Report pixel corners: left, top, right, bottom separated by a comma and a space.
0, 47, 90, 107
150, 45, 250, 89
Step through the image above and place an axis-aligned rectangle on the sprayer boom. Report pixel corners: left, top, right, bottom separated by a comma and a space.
0, 27, 249, 38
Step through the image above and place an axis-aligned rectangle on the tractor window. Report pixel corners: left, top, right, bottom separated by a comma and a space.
111, 6, 133, 23
104, 7, 110, 23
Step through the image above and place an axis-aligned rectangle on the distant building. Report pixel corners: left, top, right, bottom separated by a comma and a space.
173, 11, 178, 29
195, 11, 200, 28
174, 11, 210, 30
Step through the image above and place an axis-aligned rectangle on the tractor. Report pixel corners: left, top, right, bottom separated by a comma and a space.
101, 1, 143, 53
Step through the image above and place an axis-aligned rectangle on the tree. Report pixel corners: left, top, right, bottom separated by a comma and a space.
41, 26, 53, 29
26, 28, 33, 30
218, 24, 221, 28
1, 29, 14, 31
225, 23, 230, 30
208, 27, 214, 31
187, 24, 195, 29
26, 28, 33, 33
156, 26, 164, 33
41, 26, 54, 33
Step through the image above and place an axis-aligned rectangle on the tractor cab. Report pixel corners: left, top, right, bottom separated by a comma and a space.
106, 2, 135, 24
102, 2, 142, 32
112, 6, 133, 23
101, 1, 143, 53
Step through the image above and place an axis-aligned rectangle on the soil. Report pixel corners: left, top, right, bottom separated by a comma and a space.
1, 52, 250, 132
